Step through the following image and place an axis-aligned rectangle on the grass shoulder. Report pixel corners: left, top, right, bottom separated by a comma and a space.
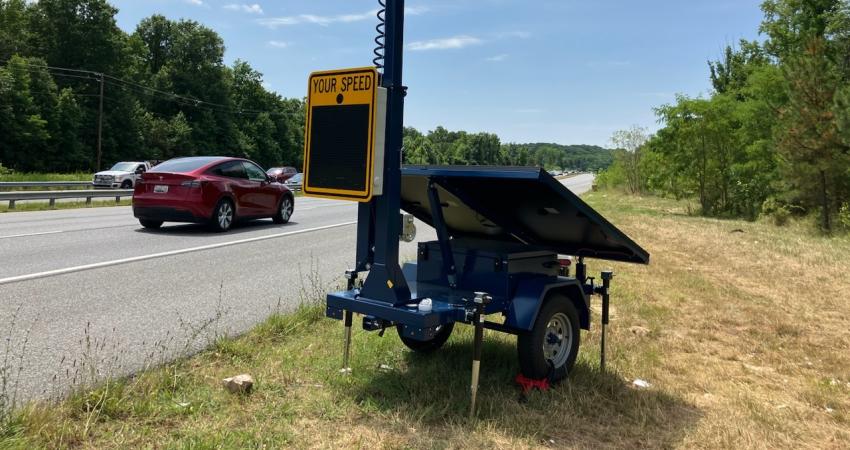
2, 191, 848, 449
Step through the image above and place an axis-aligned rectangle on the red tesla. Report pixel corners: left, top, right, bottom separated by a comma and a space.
132, 156, 295, 232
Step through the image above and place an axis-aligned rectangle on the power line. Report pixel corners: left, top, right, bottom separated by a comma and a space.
2, 61, 303, 118
2, 61, 305, 118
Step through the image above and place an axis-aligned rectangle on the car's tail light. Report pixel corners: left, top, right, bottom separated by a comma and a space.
181, 180, 202, 188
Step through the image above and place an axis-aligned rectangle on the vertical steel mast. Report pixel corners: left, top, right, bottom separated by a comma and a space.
357, 0, 410, 305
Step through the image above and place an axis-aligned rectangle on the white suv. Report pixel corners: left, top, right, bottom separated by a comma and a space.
93, 161, 151, 188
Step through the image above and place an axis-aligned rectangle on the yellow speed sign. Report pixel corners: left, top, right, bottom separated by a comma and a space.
303, 67, 382, 202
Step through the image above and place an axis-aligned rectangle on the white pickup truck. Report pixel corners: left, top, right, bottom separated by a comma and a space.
93, 161, 152, 189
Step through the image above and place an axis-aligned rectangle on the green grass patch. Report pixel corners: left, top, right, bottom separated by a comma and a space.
0, 172, 91, 182
2, 191, 849, 448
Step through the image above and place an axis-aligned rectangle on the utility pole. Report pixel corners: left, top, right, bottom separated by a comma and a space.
96, 72, 104, 171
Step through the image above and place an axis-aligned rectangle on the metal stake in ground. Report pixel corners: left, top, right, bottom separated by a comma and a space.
599, 271, 614, 372
341, 270, 358, 373
470, 291, 491, 418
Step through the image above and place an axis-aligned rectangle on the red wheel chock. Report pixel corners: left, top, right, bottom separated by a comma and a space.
515, 373, 550, 393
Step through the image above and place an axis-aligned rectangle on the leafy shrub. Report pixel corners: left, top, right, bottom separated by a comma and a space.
839, 203, 850, 232
761, 197, 791, 226
0, 163, 11, 176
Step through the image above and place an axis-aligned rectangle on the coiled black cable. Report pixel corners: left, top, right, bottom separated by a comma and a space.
373, 0, 386, 71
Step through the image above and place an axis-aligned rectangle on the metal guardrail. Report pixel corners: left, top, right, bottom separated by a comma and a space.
0, 189, 133, 209
0, 181, 92, 189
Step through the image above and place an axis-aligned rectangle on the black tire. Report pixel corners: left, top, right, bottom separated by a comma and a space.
121, 179, 133, 189
209, 198, 235, 232
272, 195, 293, 224
139, 219, 163, 229
517, 296, 581, 381
397, 322, 455, 353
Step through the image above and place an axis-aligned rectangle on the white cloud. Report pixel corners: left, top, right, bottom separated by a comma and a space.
186, 0, 203, 5
500, 31, 531, 39
267, 41, 290, 49
258, 6, 428, 28
405, 6, 429, 16
224, 3, 263, 14
408, 35, 482, 51
258, 10, 376, 28
486, 54, 508, 62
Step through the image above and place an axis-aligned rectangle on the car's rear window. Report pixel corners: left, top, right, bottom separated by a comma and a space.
150, 157, 223, 173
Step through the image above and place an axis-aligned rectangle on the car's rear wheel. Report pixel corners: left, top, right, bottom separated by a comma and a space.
121, 180, 133, 189
210, 199, 235, 232
139, 219, 163, 229
273, 195, 293, 224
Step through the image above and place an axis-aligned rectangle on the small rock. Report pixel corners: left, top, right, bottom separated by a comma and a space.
222, 374, 254, 394
378, 364, 393, 371
339, 368, 352, 374
629, 326, 651, 337
825, 407, 835, 414
632, 379, 651, 389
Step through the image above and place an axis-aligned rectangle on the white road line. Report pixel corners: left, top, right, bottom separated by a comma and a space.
0, 221, 356, 286
0, 230, 65, 240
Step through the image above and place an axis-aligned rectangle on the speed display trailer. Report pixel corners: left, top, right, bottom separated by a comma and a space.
303, 0, 650, 416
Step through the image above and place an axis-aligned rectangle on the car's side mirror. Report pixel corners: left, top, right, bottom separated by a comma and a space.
135, 169, 143, 175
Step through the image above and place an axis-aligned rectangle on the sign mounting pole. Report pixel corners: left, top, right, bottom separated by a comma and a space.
359, 0, 410, 304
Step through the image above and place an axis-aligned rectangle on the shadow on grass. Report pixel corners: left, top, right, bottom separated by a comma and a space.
351, 335, 701, 447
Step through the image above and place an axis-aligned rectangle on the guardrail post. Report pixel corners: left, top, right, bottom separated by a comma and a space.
49, 198, 55, 209
115, 195, 120, 204
9, 200, 15, 209
86, 197, 92, 207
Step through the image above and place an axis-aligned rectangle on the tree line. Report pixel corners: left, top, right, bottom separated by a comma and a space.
403, 127, 613, 171
0, 0, 304, 173
0, 0, 614, 175
598, 0, 850, 232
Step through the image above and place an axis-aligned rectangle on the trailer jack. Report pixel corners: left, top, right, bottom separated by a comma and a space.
341, 270, 359, 374
594, 270, 614, 373
469, 291, 492, 418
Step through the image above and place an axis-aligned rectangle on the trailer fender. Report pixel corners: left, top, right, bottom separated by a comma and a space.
505, 278, 590, 332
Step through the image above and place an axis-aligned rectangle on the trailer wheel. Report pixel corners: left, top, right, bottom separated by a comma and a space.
397, 323, 454, 353
517, 296, 580, 381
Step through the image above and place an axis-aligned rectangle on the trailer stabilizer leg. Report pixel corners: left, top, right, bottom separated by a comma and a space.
341, 310, 353, 374
598, 271, 614, 373
341, 270, 358, 374
469, 292, 492, 418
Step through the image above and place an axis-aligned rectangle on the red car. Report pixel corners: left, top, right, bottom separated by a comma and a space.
133, 156, 294, 232
266, 166, 299, 183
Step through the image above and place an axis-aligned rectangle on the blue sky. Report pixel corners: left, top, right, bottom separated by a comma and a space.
110, 0, 765, 147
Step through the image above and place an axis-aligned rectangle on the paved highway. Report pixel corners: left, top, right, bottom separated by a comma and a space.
0, 173, 594, 401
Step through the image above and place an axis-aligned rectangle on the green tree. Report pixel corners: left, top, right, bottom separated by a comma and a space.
776, 38, 849, 231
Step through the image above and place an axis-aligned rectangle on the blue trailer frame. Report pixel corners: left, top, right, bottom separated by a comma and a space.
306, 0, 649, 416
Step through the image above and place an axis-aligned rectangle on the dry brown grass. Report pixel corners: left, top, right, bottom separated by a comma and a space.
1, 192, 848, 449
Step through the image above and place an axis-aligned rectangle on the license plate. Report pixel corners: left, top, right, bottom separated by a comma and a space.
154, 185, 168, 193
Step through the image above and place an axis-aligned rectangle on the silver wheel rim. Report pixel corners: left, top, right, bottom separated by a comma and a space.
543, 312, 573, 368
281, 198, 293, 221
218, 203, 233, 229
